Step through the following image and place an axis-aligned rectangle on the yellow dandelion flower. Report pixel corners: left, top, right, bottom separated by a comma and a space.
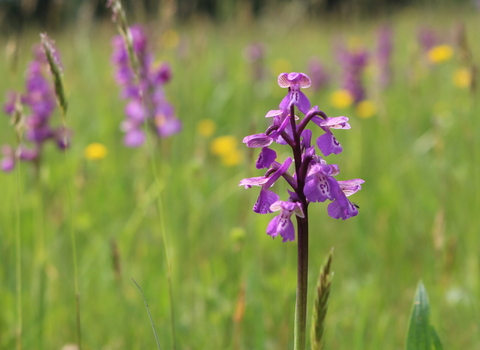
162, 29, 180, 50
210, 136, 237, 156
355, 100, 376, 119
428, 45, 453, 64
452, 68, 471, 88
330, 89, 353, 109
197, 119, 216, 138
221, 149, 243, 167
84, 143, 107, 160
272, 58, 292, 76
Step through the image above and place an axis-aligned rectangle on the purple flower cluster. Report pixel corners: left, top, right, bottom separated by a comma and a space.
240, 72, 363, 242
308, 58, 330, 93
376, 25, 394, 88
1, 45, 70, 172
338, 48, 369, 104
111, 24, 180, 147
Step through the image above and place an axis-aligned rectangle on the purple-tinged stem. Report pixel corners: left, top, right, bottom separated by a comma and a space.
290, 103, 310, 350
297, 110, 327, 136
294, 212, 309, 350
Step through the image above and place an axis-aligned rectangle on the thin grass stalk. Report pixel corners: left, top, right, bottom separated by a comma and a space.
107, 1, 177, 347
15, 160, 22, 350
11, 93, 24, 350
62, 149, 82, 350
132, 278, 162, 350
35, 177, 47, 349
310, 248, 334, 350
145, 134, 177, 350
41, 33, 81, 349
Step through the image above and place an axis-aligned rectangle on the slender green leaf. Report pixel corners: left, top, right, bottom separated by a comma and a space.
431, 326, 444, 350
406, 281, 443, 350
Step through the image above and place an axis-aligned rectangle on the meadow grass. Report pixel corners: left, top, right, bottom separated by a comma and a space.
0, 4, 479, 349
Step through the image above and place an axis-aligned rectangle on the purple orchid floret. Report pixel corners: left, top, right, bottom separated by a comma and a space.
256, 147, 277, 169
240, 71, 364, 242
111, 24, 181, 147
267, 201, 305, 242
314, 117, 350, 156
278, 72, 312, 114
304, 159, 339, 203
327, 179, 364, 220
240, 157, 293, 214
243, 133, 273, 148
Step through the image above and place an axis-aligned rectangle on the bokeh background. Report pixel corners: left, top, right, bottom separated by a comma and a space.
0, 0, 479, 349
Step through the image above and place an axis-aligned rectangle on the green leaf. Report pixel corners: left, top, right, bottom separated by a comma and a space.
431, 326, 444, 350
406, 281, 443, 350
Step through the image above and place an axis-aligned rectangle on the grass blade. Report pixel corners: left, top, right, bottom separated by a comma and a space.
406, 281, 443, 350
132, 278, 162, 350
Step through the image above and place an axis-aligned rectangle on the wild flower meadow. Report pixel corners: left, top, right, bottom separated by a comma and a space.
0, 2, 479, 350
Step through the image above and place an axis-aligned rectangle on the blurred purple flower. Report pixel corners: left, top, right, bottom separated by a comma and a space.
243, 42, 266, 81
417, 27, 438, 53
376, 25, 394, 88
111, 24, 181, 147
2, 41, 70, 173
1, 146, 15, 172
308, 58, 330, 93
338, 48, 368, 104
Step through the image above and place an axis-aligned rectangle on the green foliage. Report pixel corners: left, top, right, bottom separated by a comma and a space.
406, 282, 443, 350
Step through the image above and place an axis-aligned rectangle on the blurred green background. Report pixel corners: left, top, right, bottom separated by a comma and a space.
0, 1, 479, 349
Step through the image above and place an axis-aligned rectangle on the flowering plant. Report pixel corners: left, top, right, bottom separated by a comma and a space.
240, 72, 363, 349
1, 39, 70, 173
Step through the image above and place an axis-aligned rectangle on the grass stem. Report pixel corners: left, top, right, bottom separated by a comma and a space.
15, 160, 22, 350
132, 278, 162, 350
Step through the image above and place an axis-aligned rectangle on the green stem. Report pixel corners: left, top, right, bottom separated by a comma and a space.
146, 139, 177, 350
132, 278, 162, 350
15, 160, 23, 350
35, 174, 46, 349
62, 149, 82, 350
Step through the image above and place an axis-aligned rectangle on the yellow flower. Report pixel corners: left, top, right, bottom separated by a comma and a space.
355, 100, 376, 119
272, 58, 292, 76
84, 143, 107, 160
347, 36, 363, 50
428, 45, 453, 64
162, 29, 180, 50
221, 149, 243, 167
330, 90, 353, 109
210, 136, 237, 156
452, 68, 471, 88
197, 119, 216, 138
